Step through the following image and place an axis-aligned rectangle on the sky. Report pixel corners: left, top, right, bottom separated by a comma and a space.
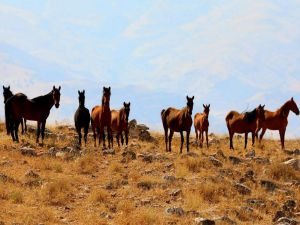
0, 0, 300, 138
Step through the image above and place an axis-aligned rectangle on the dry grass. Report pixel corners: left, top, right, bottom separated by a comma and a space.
0, 123, 299, 225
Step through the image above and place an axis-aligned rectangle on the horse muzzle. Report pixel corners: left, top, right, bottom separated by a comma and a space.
55, 103, 60, 108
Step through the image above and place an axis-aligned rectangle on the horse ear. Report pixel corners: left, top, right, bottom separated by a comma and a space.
123, 101, 126, 106
262, 104, 265, 108
83, 90, 85, 94
53, 85, 55, 90
192, 96, 194, 100
186, 96, 188, 100
78, 90, 80, 95
108, 86, 111, 91
58, 86, 61, 91
128, 102, 130, 106
2, 85, 4, 89
291, 97, 294, 101
203, 104, 205, 108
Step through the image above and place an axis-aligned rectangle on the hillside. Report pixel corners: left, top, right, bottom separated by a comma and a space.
0, 122, 299, 225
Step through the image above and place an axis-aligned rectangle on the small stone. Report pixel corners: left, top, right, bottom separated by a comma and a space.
165, 207, 185, 216
209, 156, 223, 167
234, 183, 251, 195
260, 180, 278, 192
121, 150, 136, 162
163, 175, 176, 183
25, 170, 39, 178
142, 155, 153, 163
282, 200, 297, 212
48, 147, 57, 156
253, 157, 270, 164
169, 189, 182, 197
137, 181, 152, 190
245, 150, 255, 158
20, 147, 37, 156
273, 211, 286, 222
103, 149, 115, 155
165, 162, 174, 169
55, 151, 67, 159
283, 159, 300, 171
141, 199, 151, 205
229, 156, 242, 165
194, 217, 215, 225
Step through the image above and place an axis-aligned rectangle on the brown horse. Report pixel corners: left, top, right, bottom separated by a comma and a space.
161, 96, 194, 153
91, 86, 112, 149
110, 102, 131, 147
194, 104, 210, 148
256, 97, 299, 149
3, 85, 26, 134
225, 104, 265, 150
5, 86, 61, 143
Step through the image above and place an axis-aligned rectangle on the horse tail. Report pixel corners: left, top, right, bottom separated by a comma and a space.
225, 111, 234, 122
5, 98, 12, 135
161, 109, 165, 117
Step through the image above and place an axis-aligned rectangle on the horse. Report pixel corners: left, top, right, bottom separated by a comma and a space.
5, 86, 61, 144
225, 104, 265, 150
194, 104, 210, 148
161, 96, 194, 153
110, 102, 130, 147
91, 86, 112, 149
3, 85, 27, 134
74, 90, 90, 146
256, 97, 299, 150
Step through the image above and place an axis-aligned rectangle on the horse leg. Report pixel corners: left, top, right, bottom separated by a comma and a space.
244, 132, 248, 149
41, 120, 46, 145
116, 133, 120, 147
24, 119, 27, 133
21, 119, 24, 135
180, 131, 184, 153
195, 126, 198, 146
251, 132, 255, 146
186, 130, 191, 153
168, 130, 174, 152
15, 120, 20, 143
200, 130, 203, 148
279, 128, 286, 150
84, 125, 88, 146
206, 130, 209, 148
36, 121, 41, 143
125, 129, 129, 146
259, 128, 266, 145
120, 132, 124, 146
164, 127, 169, 152
229, 132, 234, 150
107, 127, 111, 149
78, 127, 82, 146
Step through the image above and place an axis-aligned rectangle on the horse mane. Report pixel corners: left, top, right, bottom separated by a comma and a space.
31, 91, 52, 104
244, 108, 257, 122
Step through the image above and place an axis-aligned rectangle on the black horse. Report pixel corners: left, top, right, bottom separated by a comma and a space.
74, 90, 90, 146
3, 85, 27, 134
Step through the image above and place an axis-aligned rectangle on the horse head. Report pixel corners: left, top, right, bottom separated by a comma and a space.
78, 90, 85, 107
3, 85, 12, 103
203, 104, 210, 116
186, 96, 194, 116
52, 85, 61, 108
289, 97, 299, 115
102, 86, 111, 106
256, 104, 265, 121
123, 101, 131, 122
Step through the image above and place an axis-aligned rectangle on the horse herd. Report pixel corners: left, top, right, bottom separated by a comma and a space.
3, 85, 300, 152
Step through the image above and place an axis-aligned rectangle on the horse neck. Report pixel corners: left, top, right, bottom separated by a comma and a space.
183, 107, 191, 118
79, 101, 85, 108
279, 101, 290, 117
40, 92, 54, 110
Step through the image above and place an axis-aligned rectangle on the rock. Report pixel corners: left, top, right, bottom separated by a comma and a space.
48, 147, 57, 156
165, 207, 185, 216
103, 149, 115, 155
213, 216, 237, 225
20, 147, 37, 156
215, 149, 226, 159
273, 211, 286, 222
245, 150, 255, 158
234, 183, 251, 195
282, 200, 297, 212
141, 199, 151, 205
142, 154, 154, 163
163, 175, 176, 183
25, 170, 39, 178
260, 180, 278, 192
194, 217, 215, 225
165, 162, 174, 169
136, 124, 149, 131
137, 181, 152, 190
209, 156, 223, 167
253, 157, 270, 164
284, 149, 300, 156
283, 159, 300, 171
128, 119, 137, 128
276, 217, 299, 225
245, 170, 254, 179
246, 199, 266, 208
121, 150, 136, 163
0, 173, 14, 183
169, 189, 182, 197
229, 156, 243, 165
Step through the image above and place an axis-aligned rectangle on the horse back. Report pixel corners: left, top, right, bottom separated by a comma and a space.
164, 107, 192, 132
110, 109, 120, 131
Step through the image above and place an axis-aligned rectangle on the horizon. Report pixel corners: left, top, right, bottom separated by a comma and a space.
1, 1, 300, 138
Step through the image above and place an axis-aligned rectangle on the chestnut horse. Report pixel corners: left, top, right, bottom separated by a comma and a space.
74, 90, 90, 146
225, 104, 265, 150
91, 86, 112, 148
110, 102, 131, 147
161, 96, 194, 153
256, 97, 299, 149
194, 104, 210, 148
3, 85, 26, 134
5, 86, 61, 143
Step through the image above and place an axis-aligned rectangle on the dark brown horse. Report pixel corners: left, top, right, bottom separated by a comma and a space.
194, 104, 210, 148
161, 96, 194, 153
91, 86, 112, 149
5, 86, 61, 143
256, 97, 299, 149
110, 102, 130, 147
225, 104, 265, 150
74, 90, 90, 146
3, 85, 26, 134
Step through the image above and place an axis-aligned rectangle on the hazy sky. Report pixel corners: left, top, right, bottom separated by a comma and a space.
1, 1, 300, 138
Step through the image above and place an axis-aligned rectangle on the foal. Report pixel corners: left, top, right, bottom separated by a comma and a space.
74, 90, 90, 146
161, 96, 194, 153
110, 102, 131, 147
194, 104, 210, 148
